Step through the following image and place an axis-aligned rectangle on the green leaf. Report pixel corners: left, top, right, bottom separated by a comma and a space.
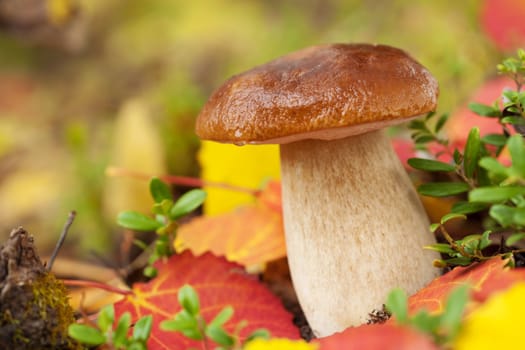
440, 285, 469, 339
160, 310, 198, 331
501, 116, 525, 125
144, 266, 158, 278
418, 182, 470, 197
434, 113, 449, 133
409, 119, 428, 131
479, 157, 509, 177
506, 232, 525, 246
463, 127, 481, 179
385, 288, 408, 324
150, 177, 173, 203
429, 223, 440, 232
160, 310, 204, 340
513, 207, 525, 225
205, 325, 234, 346
68, 324, 106, 346
442, 257, 473, 266
414, 135, 436, 144
481, 134, 508, 147
440, 213, 466, 225
245, 329, 271, 342
178, 284, 200, 316
469, 186, 525, 203
425, 243, 456, 255
117, 211, 163, 231
160, 317, 203, 340
410, 310, 440, 334
209, 306, 234, 328
113, 312, 131, 347
407, 158, 455, 172
451, 201, 488, 214
489, 204, 515, 227
97, 305, 115, 332
127, 343, 147, 350
453, 149, 462, 165
507, 134, 525, 177
478, 231, 492, 250
170, 189, 207, 220
133, 315, 153, 342
153, 199, 174, 216
468, 102, 501, 117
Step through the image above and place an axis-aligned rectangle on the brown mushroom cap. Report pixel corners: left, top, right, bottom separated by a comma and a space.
196, 43, 439, 145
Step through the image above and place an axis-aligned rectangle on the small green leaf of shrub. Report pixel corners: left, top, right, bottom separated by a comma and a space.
385, 288, 408, 324
463, 127, 481, 179
450, 201, 488, 214
407, 158, 455, 172
133, 315, 153, 342
117, 211, 163, 231
418, 182, 470, 197
114, 312, 132, 347
178, 284, 200, 316
150, 177, 173, 203
161, 285, 270, 349
205, 325, 234, 346
170, 189, 207, 220
68, 324, 106, 346
468, 102, 501, 117
97, 304, 115, 332
469, 187, 525, 203
385, 285, 469, 345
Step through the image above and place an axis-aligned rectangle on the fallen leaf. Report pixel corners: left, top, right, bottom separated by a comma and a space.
453, 282, 525, 349
315, 324, 437, 350
103, 99, 166, 222
244, 338, 317, 350
113, 251, 299, 349
480, 0, 525, 51
198, 141, 280, 215
406, 257, 525, 315
175, 181, 286, 267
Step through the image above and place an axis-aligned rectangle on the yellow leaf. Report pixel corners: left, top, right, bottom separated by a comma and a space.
103, 99, 166, 221
244, 338, 317, 350
454, 282, 525, 350
198, 141, 280, 215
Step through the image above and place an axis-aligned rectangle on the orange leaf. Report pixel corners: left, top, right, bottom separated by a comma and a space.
175, 181, 286, 267
315, 324, 437, 350
113, 251, 299, 349
407, 257, 525, 315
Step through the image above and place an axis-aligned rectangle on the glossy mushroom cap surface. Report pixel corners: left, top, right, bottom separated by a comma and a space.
195, 43, 439, 145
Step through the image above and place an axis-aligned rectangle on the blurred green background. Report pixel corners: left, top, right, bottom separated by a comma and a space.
0, 0, 508, 257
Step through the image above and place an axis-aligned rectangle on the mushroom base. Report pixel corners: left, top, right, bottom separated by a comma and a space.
280, 130, 440, 337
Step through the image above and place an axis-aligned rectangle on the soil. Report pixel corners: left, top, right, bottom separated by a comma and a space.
262, 257, 314, 341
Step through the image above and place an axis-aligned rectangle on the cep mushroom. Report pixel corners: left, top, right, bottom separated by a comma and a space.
195, 43, 441, 337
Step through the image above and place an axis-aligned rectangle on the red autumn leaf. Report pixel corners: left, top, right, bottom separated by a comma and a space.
113, 251, 299, 349
406, 257, 525, 315
315, 324, 437, 350
481, 0, 525, 51
175, 181, 286, 267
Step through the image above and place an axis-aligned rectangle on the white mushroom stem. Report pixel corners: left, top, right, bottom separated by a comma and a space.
279, 129, 440, 337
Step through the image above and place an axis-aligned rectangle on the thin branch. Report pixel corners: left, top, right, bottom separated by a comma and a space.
47, 211, 76, 271
106, 166, 261, 196
62, 279, 133, 296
